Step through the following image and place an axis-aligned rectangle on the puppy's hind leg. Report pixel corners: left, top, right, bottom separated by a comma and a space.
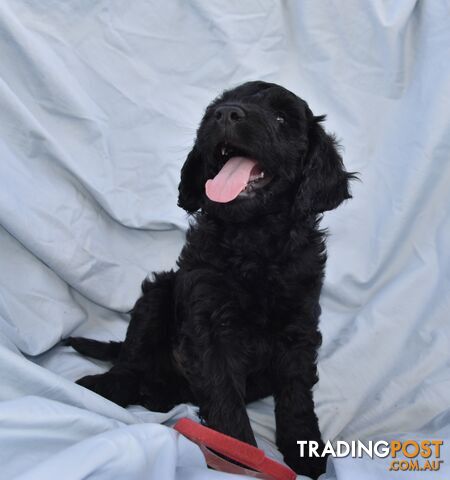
74, 271, 180, 409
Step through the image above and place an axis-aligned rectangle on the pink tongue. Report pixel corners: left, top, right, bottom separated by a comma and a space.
205, 156, 258, 203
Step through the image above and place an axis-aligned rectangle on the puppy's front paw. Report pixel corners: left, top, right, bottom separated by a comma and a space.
284, 450, 328, 479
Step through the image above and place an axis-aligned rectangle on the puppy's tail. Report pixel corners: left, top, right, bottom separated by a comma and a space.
64, 337, 122, 362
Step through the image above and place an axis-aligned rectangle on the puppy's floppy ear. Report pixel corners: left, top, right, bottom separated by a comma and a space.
177, 145, 204, 213
296, 115, 355, 214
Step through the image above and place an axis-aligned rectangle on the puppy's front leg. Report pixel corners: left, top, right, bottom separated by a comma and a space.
196, 358, 256, 446
179, 273, 256, 446
182, 328, 256, 445
273, 335, 326, 479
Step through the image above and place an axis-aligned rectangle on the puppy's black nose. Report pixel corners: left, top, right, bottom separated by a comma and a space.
214, 105, 246, 124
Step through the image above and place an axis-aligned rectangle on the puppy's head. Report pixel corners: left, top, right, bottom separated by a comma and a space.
178, 81, 354, 220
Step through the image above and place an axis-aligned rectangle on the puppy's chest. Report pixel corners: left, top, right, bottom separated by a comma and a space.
185, 224, 314, 308
225, 250, 282, 283
218, 240, 302, 301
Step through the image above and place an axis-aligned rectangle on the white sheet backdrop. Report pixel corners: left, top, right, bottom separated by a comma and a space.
0, 1, 449, 479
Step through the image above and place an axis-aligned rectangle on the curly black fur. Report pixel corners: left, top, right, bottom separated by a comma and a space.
67, 81, 355, 478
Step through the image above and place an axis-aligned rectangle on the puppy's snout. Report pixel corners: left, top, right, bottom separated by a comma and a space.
214, 105, 246, 124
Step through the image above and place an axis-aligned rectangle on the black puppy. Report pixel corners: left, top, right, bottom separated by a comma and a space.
67, 81, 354, 478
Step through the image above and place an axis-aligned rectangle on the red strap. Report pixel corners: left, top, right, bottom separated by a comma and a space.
174, 418, 296, 480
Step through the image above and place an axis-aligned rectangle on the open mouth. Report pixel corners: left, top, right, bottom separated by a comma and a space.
205, 143, 272, 203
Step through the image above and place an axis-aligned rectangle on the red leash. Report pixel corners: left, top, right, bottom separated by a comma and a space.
174, 418, 296, 480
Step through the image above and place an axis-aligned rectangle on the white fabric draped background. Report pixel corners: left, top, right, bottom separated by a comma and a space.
0, 1, 449, 479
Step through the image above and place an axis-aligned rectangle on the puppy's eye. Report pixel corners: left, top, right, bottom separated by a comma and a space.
276, 115, 285, 124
